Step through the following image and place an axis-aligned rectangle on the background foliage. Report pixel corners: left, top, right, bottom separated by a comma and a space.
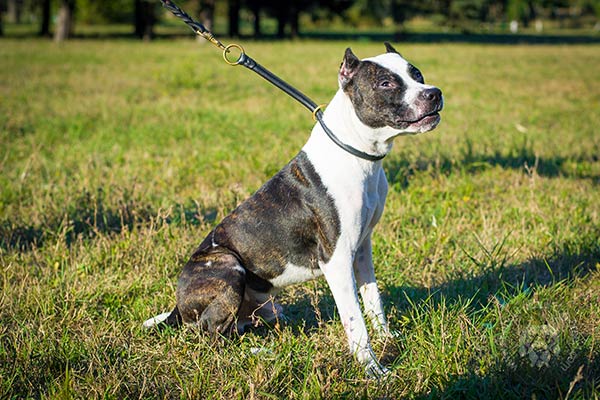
2, 0, 600, 38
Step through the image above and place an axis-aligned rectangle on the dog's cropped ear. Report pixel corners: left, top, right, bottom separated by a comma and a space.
339, 48, 361, 88
384, 42, 401, 56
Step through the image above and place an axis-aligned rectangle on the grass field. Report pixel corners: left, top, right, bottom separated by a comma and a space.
1, 37, 599, 399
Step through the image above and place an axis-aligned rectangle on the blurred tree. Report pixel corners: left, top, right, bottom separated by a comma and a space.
0, 2, 4, 36
228, 0, 239, 36
344, 0, 387, 26
54, 0, 75, 41
7, 0, 23, 23
391, 0, 424, 34
592, 0, 600, 19
507, 0, 529, 25
449, 0, 491, 29
391, 0, 408, 28
274, 1, 287, 37
247, 0, 261, 36
343, 0, 422, 33
508, 0, 557, 27
261, 0, 328, 38
135, 0, 155, 40
196, 0, 215, 41
269, 0, 300, 38
78, 0, 134, 24
39, 0, 50, 36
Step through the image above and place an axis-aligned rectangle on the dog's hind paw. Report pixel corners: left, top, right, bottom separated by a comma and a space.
143, 312, 171, 329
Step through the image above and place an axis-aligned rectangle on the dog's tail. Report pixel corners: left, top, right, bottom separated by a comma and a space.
143, 306, 182, 329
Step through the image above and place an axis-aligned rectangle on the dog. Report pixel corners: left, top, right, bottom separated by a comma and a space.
144, 42, 443, 377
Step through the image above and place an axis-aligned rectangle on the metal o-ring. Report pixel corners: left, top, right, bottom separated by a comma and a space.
312, 104, 327, 121
223, 44, 245, 66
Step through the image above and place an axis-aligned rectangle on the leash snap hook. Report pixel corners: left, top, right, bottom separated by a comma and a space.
223, 44, 245, 66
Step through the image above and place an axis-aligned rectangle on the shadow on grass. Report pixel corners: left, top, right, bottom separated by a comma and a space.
5, 142, 598, 252
390, 231, 600, 311
418, 356, 600, 399
282, 231, 600, 330
384, 141, 600, 191
0, 189, 218, 251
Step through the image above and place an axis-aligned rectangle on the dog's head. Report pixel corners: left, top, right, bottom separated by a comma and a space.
339, 43, 443, 136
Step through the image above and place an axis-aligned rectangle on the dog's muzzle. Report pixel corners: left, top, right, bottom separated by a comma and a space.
394, 87, 444, 133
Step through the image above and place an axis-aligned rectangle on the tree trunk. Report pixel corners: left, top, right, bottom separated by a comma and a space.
249, 0, 261, 37
39, 0, 51, 37
228, 0, 240, 37
290, 7, 299, 38
391, 0, 407, 40
276, 4, 286, 38
525, 0, 536, 27
54, 0, 75, 42
197, 0, 215, 43
135, 0, 142, 37
7, 0, 22, 24
134, 0, 155, 41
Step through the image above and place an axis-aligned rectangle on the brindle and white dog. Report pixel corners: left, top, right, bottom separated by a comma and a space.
144, 43, 443, 376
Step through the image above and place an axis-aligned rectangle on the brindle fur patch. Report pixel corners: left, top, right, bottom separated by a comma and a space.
176, 252, 245, 334
343, 60, 412, 129
205, 151, 340, 279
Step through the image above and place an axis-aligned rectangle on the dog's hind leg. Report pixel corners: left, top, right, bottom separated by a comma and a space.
176, 252, 245, 335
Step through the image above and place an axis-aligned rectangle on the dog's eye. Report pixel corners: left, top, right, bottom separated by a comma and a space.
378, 80, 395, 89
408, 65, 425, 84
414, 71, 424, 84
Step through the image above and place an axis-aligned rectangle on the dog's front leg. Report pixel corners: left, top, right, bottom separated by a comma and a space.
321, 256, 389, 378
353, 234, 390, 337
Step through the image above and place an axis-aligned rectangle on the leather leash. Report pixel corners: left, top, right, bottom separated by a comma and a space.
160, 0, 385, 162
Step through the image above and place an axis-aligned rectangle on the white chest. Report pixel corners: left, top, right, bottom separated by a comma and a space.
334, 169, 387, 246
304, 141, 388, 252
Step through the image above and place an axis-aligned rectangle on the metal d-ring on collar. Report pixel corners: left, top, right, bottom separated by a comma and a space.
160, 0, 385, 162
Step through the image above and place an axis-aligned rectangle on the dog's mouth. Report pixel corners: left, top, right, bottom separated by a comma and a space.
409, 96, 444, 131
398, 110, 441, 132
394, 100, 443, 132
409, 111, 440, 127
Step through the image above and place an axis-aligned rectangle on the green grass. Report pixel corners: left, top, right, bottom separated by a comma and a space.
1, 37, 599, 399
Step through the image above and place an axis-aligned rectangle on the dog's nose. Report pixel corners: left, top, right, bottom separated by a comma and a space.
421, 88, 442, 103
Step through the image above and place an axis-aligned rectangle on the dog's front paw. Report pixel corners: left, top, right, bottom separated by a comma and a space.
364, 359, 391, 379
